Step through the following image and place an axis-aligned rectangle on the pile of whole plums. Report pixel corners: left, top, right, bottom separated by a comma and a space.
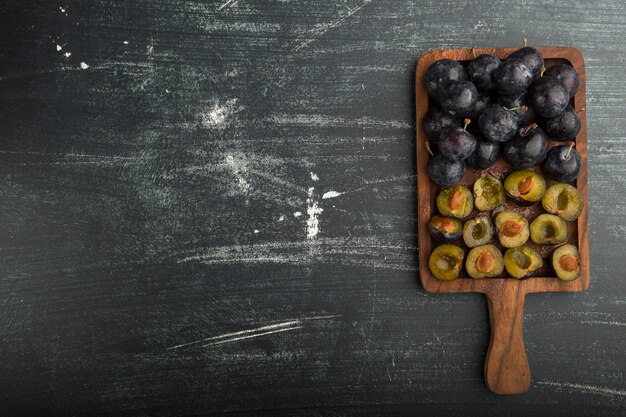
423, 46, 582, 186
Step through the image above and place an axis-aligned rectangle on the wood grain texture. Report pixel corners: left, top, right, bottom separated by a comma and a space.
0, 0, 625, 416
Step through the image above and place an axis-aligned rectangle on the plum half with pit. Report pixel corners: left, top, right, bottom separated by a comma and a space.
545, 64, 579, 99
427, 154, 465, 187
467, 54, 501, 92
540, 106, 581, 141
543, 144, 582, 183
530, 213, 568, 245
495, 211, 529, 248
429, 215, 463, 242
466, 244, 504, 279
529, 76, 569, 117
436, 185, 473, 218
479, 104, 520, 142
463, 215, 495, 248
504, 169, 546, 205
504, 245, 543, 279
502, 124, 548, 169
424, 59, 467, 99
542, 183, 584, 221
428, 244, 465, 281
552, 244, 581, 281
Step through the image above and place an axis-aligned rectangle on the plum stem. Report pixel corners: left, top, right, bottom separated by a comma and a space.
523, 123, 538, 136
565, 142, 575, 159
523, 32, 527, 47
576, 107, 586, 114
507, 105, 528, 113
463, 118, 471, 131
425, 141, 434, 156
540, 66, 546, 77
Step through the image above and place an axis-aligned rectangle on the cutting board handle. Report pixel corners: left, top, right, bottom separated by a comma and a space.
484, 283, 531, 394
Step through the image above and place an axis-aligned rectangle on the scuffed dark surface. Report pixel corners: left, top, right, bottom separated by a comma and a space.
0, 1, 624, 416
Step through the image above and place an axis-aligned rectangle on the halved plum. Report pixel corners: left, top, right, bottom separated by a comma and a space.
429, 244, 465, 281
466, 244, 504, 279
436, 186, 473, 218
504, 170, 546, 205
504, 245, 543, 279
495, 211, 529, 248
542, 183, 584, 221
463, 215, 495, 248
473, 175, 505, 211
530, 214, 568, 245
429, 215, 463, 242
552, 244, 581, 281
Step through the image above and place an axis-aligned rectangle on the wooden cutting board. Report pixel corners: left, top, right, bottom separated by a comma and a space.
415, 47, 589, 395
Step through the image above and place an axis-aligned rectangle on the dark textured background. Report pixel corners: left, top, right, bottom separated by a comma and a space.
1, 1, 625, 416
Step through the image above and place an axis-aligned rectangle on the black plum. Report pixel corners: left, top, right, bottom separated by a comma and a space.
508, 47, 545, 78
545, 64, 579, 99
498, 93, 535, 124
467, 137, 500, 169
494, 58, 533, 95
439, 81, 478, 117
479, 104, 519, 142
529, 76, 569, 117
540, 105, 581, 141
427, 153, 465, 187
422, 107, 462, 142
438, 125, 477, 161
424, 59, 467, 98
543, 144, 582, 183
467, 54, 501, 91
502, 124, 548, 169
469, 93, 492, 122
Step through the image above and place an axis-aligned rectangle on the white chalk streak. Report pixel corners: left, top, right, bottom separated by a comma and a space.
166, 320, 300, 350
217, 0, 238, 11
294, 0, 372, 51
580, 320, 626, 327
537, 381, 626, 398
322, 191, 343, 199
203, 326, 303, 347
306, 187, 323, 239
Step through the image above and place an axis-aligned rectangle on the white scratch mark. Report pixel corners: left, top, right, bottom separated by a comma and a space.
167, 315, 340, 350
79, 62, 89, 70
123, 40, 129, 45
56, 45, 63, 51
253, 229, 259, 234
200, 98, 240, 127
204, 326, 303, 347
217, 0, 238, 11
537, 381, 626, 398
306, 187, 323, 239
293, 0, 372, 51
322, 190, 343, 200
310, 172, 319, 181
166, 320, 300, 350
64, 52, 71, 58
293, 211, 302, 218
278, 215, 285, 222
580, 320, 626, 327
59, 7, 66, 13
225, 154, 250, 193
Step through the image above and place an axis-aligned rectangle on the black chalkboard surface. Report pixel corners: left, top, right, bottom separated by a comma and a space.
0, 1, 624, 416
